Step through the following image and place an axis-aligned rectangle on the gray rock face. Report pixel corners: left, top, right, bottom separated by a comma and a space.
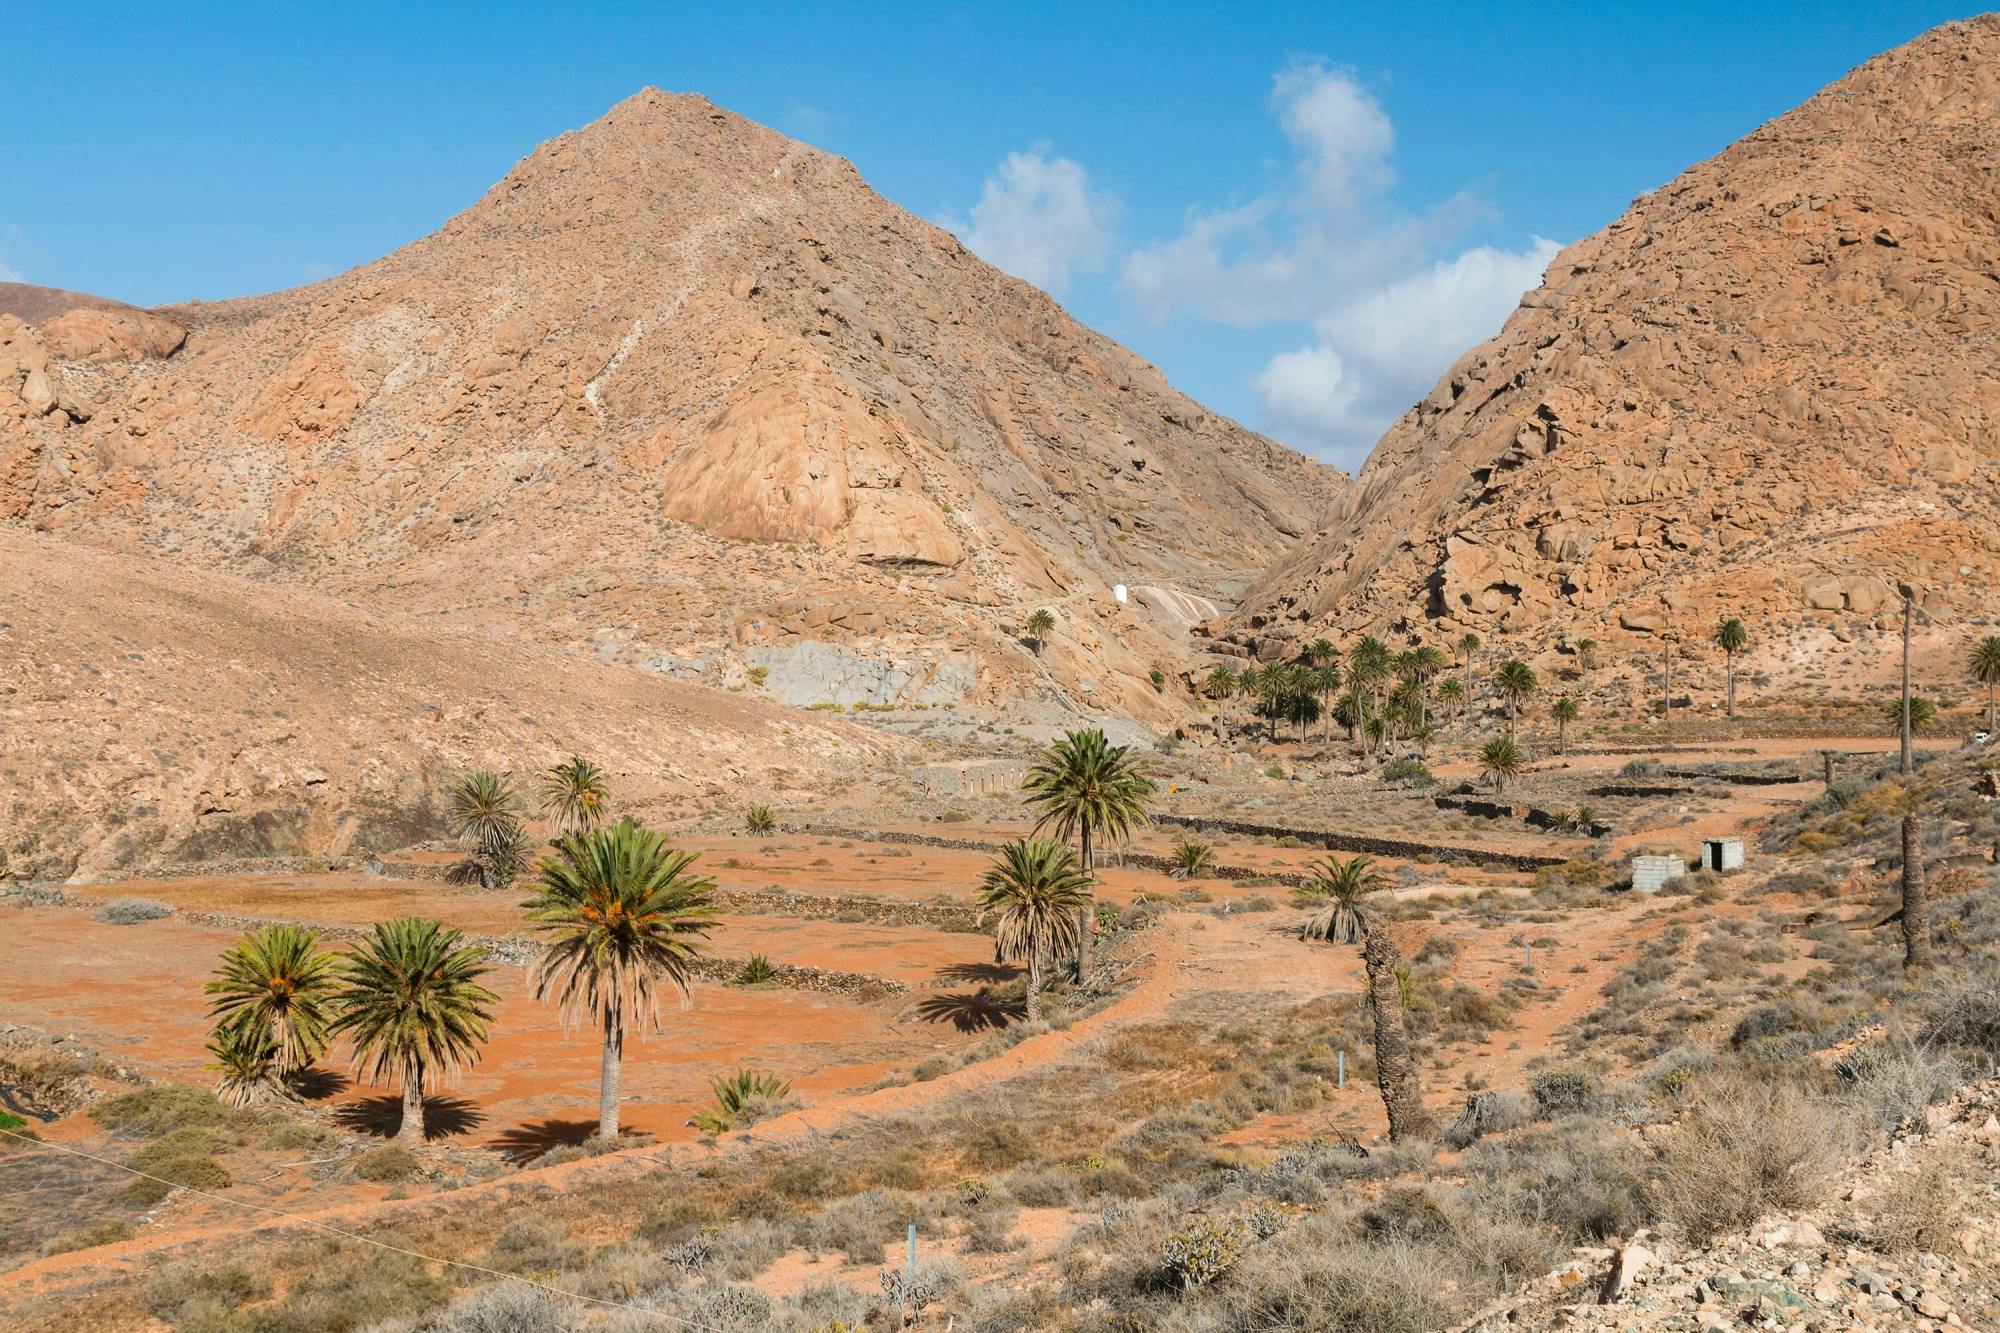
746, 640, 976, 708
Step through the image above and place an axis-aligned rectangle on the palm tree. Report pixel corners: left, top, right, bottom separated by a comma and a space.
1333, 689, 1369, 749
1435, 676, 1466, 724
1025, 609, 1056, 656
1574, 638, 1599, 674
539, 756, 610, 837
1303, 638, 1337, 668
448, 770, 532, 889
1493, 660, 1539, 738
1023, 729, 1156, 978
1969, 635, 2000, 732
1883, 696, 1938, 736
1295, 855, 1432, 1143
333, 918, 497, 1143
977, 838, 1091, 1023
1550, 696, 1581, 754
1203, 664, 1240, 702
1456, 632, 1482, 666
524, 821, 718, 1139
1714, 618, 1749, 720
1350, 637, 1392, 713
204, 924, 340, 1079
1286, 689, 1322, 743
1480, 736, 1525, 793
1406, 645, 1446, 730
1253, 665, 1294, 742
1310, 663, 1343, 742
1294, 855, 1386, 945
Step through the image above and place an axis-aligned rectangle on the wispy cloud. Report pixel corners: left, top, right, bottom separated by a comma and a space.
939, 147, 1118, 294
1120, 62, 1559, 469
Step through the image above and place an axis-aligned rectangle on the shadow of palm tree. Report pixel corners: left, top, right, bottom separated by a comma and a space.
486, 1117, 617, 1166
333, 1094, 485, 1141
933, 962, 1022, 985
915, 990, 1025, 1033
285, 1066, 351, 1101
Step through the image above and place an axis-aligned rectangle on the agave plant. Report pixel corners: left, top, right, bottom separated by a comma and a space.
1169, 839, 1216, 879
690, 1068, 793, 1135
735, 953, 776, 985
745, 804, 777, 836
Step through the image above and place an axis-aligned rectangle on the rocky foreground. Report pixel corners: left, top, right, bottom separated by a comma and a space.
1470, 1080, 2000, 1331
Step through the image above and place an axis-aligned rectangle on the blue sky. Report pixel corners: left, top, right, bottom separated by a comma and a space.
2, 1, 1977, 469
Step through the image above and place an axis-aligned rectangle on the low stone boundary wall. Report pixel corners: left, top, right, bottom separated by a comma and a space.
1149, 814, 1568, 871
1663, 768, 1806, 787
714, 886, 983, 934
1430, 796, 1610, 839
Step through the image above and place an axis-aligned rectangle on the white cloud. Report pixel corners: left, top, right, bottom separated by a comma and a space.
1272, 59, 1395, 212
940, 149, 1117, 293
1118, 64, 1559, 470
1258, 239, 1562, 450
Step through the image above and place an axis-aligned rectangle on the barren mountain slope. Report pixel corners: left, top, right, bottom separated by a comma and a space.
0, 528, 894, 880
0, 93, 1339, 723
1231, 16, 2000, 659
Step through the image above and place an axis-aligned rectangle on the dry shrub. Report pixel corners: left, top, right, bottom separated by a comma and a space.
1647, 1075, 1852, 1241
1872, 1161, 1962, 1256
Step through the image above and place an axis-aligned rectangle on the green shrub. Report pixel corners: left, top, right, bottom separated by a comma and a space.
735, 953, 777, 985
126, 1153, 232, 1205
94, 896, 173, 925
1618, 758, 1666, 778
352, 1145, 422, 1182
691, 1068, 794, 1135
146, 1260, 271, 1327
1381, 757, 1434, 786
1160, 1218, 1244, 1289
0, 1111, 25, 1132
1528, 1069, 1597, 1117
93, 1084, 229, 1136
39, 1220, 133, 1256
745, 804, 777, 835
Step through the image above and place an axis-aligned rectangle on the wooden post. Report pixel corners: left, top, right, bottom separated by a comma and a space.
1822, 750, 1835, 788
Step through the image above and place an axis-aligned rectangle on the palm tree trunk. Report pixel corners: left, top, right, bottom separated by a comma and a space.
398, 1067, 425, 1143
1026, 948, 1045, 1024
1506, 696, 1516, 738
1902, 814, 1932, 971
1725, 654, 1737, 720
598, 1008, 623, 1139
1987, 680, 1995, 733
1075, 826, 1093, 980
1900, 597, 1914, 775
1361, 930, 1434, 1143
1557, 717, 1567, 754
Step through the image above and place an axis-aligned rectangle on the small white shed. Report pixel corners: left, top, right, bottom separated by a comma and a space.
1701, 837, 1745, 873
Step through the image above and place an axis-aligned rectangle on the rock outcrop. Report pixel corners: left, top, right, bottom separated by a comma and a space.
0, 95, 1340, 724
1233, 17, 2000, 661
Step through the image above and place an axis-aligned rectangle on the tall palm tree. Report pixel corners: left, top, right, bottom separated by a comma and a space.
1303, 638, 1338, 668
1350, 637, 1392, 714
1969, 635, 2000, 732
1203, 664, 1240, 702
1550, 696, 1581, 754
333, 919, 497, 1143
448, 770, 532, 889
1286, 689, 1322, 744
1574, 638, 1599, 674
1493, 659, 1539, 737
204, 924, 340, 1079
1310, 663, 1343, 742
1405, 645, 1447, 730
1714, 618, 1749, 720
1480, 736, 1525, 793
539, 756, 610, 838
1295, 855, 1432, 1143
1023, 729, 1156, 977
524, 821, 718, 1139
1253, 666, 1293, 742
1335, 689, 1370, 749
1025, 609, 1056, 657
1435, 676, 1466, 724
977, 839, 1091, 1023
